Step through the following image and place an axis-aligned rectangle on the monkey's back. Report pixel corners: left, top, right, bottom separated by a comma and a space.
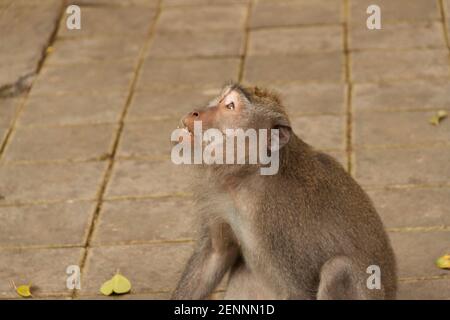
310, 151, 397, 298
276, 149, 396, 299
249, 142, 397, 299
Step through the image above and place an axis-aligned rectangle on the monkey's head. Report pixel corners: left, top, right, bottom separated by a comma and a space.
180, 83, 292, 151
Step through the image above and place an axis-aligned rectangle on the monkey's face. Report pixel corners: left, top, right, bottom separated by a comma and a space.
177, 84, 292, 173
181, 84, 291, 142
181, 87, 246, 137
175, 83, 294, 177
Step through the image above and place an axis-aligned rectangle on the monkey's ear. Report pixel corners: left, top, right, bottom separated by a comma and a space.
270, 124, 291, 151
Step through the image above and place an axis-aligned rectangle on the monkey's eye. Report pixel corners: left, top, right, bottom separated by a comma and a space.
225, 102, 235, 110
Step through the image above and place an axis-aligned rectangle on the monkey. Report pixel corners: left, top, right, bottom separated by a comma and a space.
171, 83, 397, 300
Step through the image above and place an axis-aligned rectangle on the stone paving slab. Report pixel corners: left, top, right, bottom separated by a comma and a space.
390, 231, 450, 279
0, 247, 84, 298
148, 30, 244, 59
77, 288, 224, 300
18, 92, 127, 126
126, 89, 217, 122
248, 26, 342, 56
354, 147, 450, 187
354, 110, 450, 148
0, 0, 12, 7
78, 292, 170, 300
31, 62, 136, 95
350, 0, 441, 26
1, 0, 62, 5
0, 0, 62, 92
58, 6, 156, 38
46, 37, 142, 65
0, 129, 8, 148
368, 188, 450, 229
6, 296, 72, 300
0, 162, 107, 204
398, 278, 450, 300
349, 22, 447, 50
80, 243, 193, 295
105, 160, 192, 199
250, 0, 342, 28
446, 0, 450, 42
157, 5, 247, 32
137, 58, 240, 90
2, 124, 117, 163
244, 52, 344, 85
68, 0, 159, 6
92, 198, 195, 245
352, 81, 450, 112
351, 49, 450, 83
272, 83, 347, 116
0, 97, 22, 132
163, 0, 248, 6
0, 201, 96, 247
118, 121, 176, 159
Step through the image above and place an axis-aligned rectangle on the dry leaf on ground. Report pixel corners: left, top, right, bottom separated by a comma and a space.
10, 280, 32, 298
436, 254, 450, 270
429, 110, 448, 126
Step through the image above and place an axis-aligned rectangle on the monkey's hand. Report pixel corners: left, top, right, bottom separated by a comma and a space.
172, 223, 239, 300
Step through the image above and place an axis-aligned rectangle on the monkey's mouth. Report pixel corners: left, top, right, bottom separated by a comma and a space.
178, 120, 192, 136
178, 125, 191, 135
176, 120, 193, 144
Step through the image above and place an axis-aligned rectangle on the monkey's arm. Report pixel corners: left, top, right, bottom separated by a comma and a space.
172, 223, 239, 300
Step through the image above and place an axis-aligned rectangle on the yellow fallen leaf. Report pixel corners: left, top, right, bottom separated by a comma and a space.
429, 110, 448, 126
17, 285, 32, 297
112, 273, 131, 294
10, 281, 32, 298
100, 272, 131, 296
100, 279, 114, 296
436, 254, 450, 270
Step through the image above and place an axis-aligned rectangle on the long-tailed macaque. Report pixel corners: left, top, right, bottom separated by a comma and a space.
172, 83, 397, 300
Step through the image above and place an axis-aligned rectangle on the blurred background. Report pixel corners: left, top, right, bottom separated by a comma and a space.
0, 0, 449, 299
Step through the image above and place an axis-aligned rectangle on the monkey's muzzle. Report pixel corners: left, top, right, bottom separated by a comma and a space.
181, 111, 201, 134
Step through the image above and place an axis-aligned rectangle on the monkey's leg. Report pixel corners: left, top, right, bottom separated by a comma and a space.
225, 259, 281, 300
317, 256, 369, 300
172, 223, 239, 300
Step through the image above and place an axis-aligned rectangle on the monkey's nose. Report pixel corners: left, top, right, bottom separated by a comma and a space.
182, 111, 200, 132
182, 111, 199, 122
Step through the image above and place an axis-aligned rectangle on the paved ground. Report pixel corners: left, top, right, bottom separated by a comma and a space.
0, 0, 450, 299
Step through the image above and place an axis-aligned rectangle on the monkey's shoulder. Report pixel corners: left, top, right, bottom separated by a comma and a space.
312, 150, 346, 171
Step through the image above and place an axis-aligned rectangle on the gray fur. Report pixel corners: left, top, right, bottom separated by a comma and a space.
172, 84, 397, 300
